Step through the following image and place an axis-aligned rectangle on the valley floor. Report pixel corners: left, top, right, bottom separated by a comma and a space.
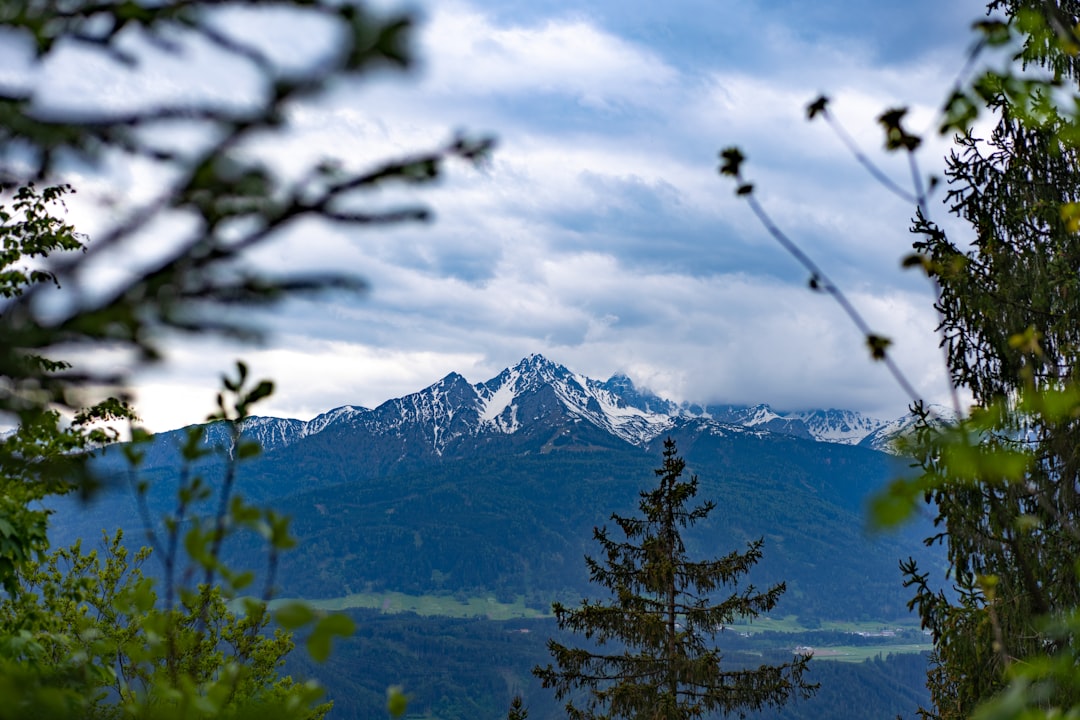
283, 603, 932, 720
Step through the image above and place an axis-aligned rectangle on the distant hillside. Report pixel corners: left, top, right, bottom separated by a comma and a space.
56, 355, 942, 624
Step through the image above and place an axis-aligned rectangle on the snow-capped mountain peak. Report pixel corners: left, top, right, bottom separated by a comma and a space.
794, 408, 890, 445
199, 354, 921, 456
857, 404, 958, 452
473, 355, 673, 445
305, 405, 368, 435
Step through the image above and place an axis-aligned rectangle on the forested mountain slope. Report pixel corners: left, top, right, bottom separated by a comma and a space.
56, 356, 938, 623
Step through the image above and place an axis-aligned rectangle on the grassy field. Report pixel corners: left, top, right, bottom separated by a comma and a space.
266, 591, 550, 620
725, 614, 924, 634
264, 595, 925, 641
252, 592, 933, 664
807, 644, 932, 662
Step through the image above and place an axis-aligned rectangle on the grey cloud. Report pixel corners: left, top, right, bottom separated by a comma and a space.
34, 0, 981, 430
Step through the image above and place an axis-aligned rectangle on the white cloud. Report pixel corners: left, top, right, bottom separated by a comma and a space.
10, 0, 990, 431
210, 249, 949, 424
118, 204, 949, 429
420, 3, 678, 108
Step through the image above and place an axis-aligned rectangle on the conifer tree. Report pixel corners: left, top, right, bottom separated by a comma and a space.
534, 438, 815, 720
900, 2, 1080, 717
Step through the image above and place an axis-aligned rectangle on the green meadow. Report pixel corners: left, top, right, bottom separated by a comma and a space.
266, 591, 549, 620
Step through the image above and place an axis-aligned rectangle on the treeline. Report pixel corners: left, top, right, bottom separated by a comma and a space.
64, 441, 932, 623
285, 610, 930, 720
265, 447, 929, 622
745, 652, 931, 720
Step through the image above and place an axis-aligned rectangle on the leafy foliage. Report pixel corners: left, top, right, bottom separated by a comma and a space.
0, 183, 138, 592
0, 531, 329, 720
872, 4, 1080, 718
534, 439, 815, 720
0, 0, 490, 421
0, 361, 348, 719
723, 2, 1080, 719
0, 0, 485, 717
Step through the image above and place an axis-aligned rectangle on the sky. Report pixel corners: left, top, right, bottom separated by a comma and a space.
7, 0, 997, 431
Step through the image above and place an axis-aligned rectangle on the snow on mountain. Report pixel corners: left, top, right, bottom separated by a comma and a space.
475, 354, 674, 445
793, 409, 890, 446
237, 416, 308, 450
599, 373, 680, 416
205, 354, 920, 455
230, 406, 368, 453
857, 404, 958, 453
136, 405, 369, 461
351, 371, 484, 455
476, 365, 525, 434
698, 403, 815, 441
305, 405, 368, 435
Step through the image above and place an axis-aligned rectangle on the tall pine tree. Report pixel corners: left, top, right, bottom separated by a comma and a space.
534, 438, 814, 720
902, 2, 1080, 717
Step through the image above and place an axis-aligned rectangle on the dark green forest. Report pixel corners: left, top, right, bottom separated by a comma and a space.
285, 611, 931, 720
55, 425, 934, 623
42, 423, 938, 719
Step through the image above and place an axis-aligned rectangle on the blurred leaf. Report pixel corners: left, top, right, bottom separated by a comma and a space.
274, 602, 314, 631
718, 147, 745, 177
806, 95, 829, 120
866, 334, 892, 360
387, 686, 409, 718
869, 478, 923, 528
306, 613, 355, 663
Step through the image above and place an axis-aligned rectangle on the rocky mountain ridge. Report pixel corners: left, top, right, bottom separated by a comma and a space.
209, 354, 928, 456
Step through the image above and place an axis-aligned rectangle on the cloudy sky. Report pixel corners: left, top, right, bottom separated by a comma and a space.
15, 0, 997, 430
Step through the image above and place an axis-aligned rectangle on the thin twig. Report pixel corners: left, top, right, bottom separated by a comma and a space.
741, 191, 926, 407
821, 110, 918, 204
814, 102, 965, 419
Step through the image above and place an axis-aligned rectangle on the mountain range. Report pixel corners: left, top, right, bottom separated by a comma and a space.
206, 353, 919, 460
59, 353, 943, 626
56, 353, 945, 720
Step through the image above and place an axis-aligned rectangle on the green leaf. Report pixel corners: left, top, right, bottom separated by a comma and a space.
268, 514, 297, 550
184, 526, 210, 565
274, 601, 314, 630
387, 686, 409, 718
868, 479, 920, 528
244, 380, 274, 406
237, 440, 261, 460
1014, 515, 1041, 532
243, 597, 267, 619
126, 577, 157, 614
230, 496, 261, 525
1060, 201, 1080, 234
229, 570, 255, 591
306, 613, 355, 663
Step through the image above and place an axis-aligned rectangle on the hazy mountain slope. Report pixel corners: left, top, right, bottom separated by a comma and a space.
236, 427, 929, 622
58, 353, 940, 625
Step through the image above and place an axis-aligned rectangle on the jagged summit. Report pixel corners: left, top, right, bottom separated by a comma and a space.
204, 354, 912, 457
473, 355, 672, 445
600, 373, 679, 416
